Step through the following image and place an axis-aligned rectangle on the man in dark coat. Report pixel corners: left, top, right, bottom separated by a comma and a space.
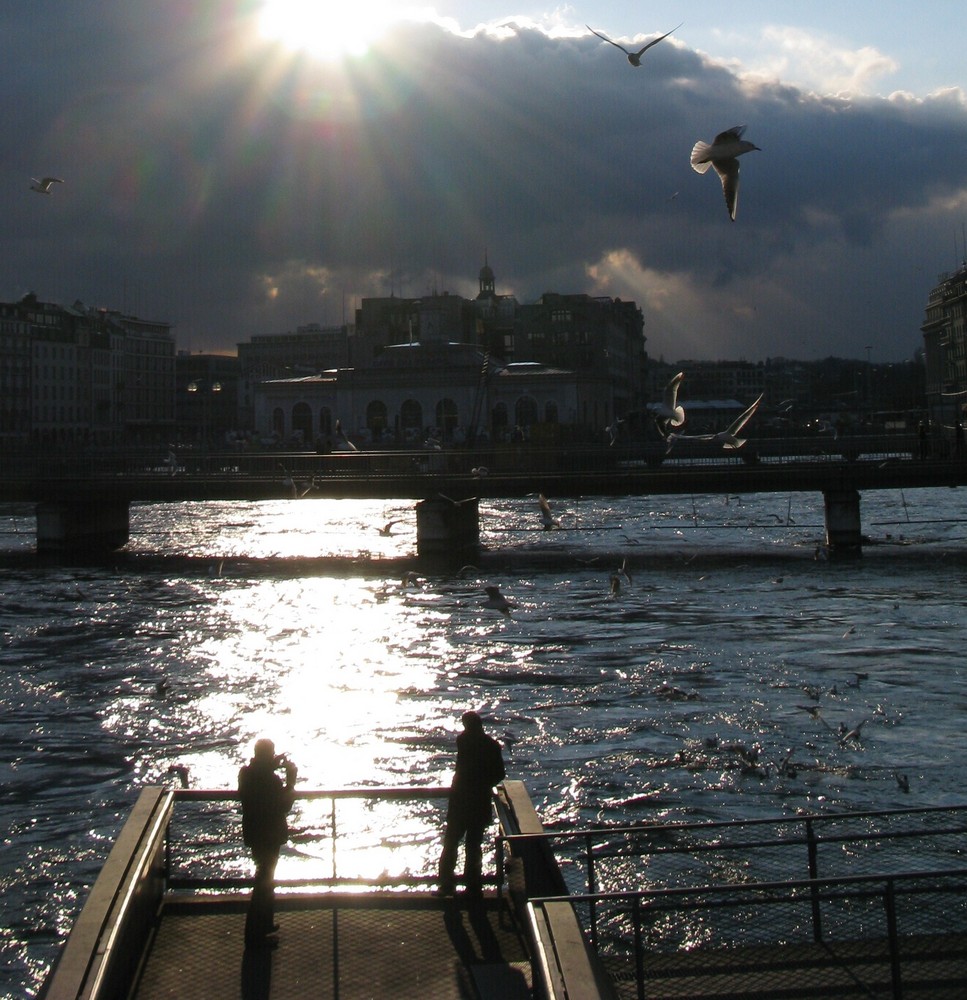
438, 711, 506, 897
238, 738, 297, 947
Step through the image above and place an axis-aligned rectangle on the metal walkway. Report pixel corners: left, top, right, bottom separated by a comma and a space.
133, 893, 532, 1000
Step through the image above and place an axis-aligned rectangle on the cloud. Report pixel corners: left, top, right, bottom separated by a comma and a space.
3, 8, 966, 363
744, 26, 899, 95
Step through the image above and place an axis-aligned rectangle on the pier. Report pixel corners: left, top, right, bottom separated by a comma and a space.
40, 787, 967, 999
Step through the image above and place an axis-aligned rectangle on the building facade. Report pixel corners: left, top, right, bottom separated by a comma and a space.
922, 264, 967, 439
0, 294, 175, 447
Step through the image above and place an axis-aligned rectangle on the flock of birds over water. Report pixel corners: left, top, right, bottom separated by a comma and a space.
29, 23, 760, 222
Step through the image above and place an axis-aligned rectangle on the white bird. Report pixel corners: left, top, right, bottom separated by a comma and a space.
538, 493, 560, 530
586, 23, 681, 67
471, 466, 488, 478
277, 463, 314, 498
666, 393, 764, 451
30, 176, 64, 193
690, 125, 760, 221
483, 585, 514, 616
650, 371, 686, 431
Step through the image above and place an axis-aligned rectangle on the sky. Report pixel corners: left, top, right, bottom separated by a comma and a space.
4, 2, 967, 364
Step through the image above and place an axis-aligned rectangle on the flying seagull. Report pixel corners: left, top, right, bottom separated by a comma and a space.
690, 125, 760, 220
666, 394, 764, 451
650, 371, 686, 432
483, 585, 514, 616
30, 176, 64, 194
586, 22, 682, 67
538, 493, 561, 530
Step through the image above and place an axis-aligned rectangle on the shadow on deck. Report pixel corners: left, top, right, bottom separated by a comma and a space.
135, 892, 531, 1000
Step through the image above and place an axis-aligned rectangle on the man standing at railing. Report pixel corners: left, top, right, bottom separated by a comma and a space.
438, 711, 505, 899
238, 738, 297, 949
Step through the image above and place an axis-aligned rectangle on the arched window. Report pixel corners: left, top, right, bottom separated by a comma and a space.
544, 401, 559, 424
366, 399, 388, 442
292, 402, 312, 444
436, 398, 458, 439
515, 396, 538, 428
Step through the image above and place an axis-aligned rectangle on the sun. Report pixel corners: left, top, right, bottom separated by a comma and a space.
257, 0, 416, 59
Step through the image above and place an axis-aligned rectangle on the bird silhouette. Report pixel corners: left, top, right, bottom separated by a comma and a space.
378, 520, 400, 536
586, 23, 681, 67
690, 125, 760, 220
666, 394, 763, 451
483, 585, 514, 616
30, 176, 64, 194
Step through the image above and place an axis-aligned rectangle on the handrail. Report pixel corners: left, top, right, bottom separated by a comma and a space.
529, 868, 967, 1000
164, 784, 481, 892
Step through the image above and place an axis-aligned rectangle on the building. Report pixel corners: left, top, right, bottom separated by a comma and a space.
236, 323, 353, 431
249, 257, 646, 446
0, 293, 175, 447
922, 263, 967, 440
175, 352, 240, 447
253, 341, 593, 449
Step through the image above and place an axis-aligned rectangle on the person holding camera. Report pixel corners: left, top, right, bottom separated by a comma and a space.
238, 738, 297, 948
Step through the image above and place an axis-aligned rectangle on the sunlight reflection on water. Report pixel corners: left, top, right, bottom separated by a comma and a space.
3, 488, 967, 995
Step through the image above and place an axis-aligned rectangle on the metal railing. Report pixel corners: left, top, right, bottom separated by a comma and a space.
500, 805, 967, 998
162, 785, 479, 893
531, 869, 967, 1000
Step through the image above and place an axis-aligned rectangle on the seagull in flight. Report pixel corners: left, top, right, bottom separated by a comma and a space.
378, 520, 400, 536
483, 585, 514, 616
586, 23, 682, 67
666, 394, 764, 451
690, 125, 760, 220
650, 371, 686, 432
30, 176, 64, 194
538, 493, 561, 530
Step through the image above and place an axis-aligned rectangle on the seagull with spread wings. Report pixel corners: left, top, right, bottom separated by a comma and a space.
666, 394, 764, 452
30, 176, 64, 194
586, 23, 682, 67
690, 125, 760, 220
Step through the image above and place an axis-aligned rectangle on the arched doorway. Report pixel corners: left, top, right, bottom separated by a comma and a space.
292, 402, 312, 445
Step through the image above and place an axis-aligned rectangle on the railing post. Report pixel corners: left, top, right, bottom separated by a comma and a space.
585, 833, 599, 949
884, 879, 903, 999
330, 798, 337, 881
806, 819, 823, 942
633, 894, 646, 1000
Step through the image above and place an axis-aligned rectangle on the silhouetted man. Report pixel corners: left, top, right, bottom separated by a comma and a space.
438, 711, 505, 897
238, 738, 297, 948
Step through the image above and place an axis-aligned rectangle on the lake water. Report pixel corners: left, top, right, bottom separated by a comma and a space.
2, 486, 966, 998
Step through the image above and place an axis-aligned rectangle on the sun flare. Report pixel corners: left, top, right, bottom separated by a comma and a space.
257, 0, 421, 59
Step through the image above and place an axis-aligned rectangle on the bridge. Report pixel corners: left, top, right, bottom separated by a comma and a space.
2, 435, 966, 561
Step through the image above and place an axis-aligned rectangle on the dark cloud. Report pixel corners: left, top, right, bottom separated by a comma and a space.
3, 8, 965, 359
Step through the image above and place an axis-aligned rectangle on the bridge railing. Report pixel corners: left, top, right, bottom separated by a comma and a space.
499, 804, 967, 950
0, 433, 921, 483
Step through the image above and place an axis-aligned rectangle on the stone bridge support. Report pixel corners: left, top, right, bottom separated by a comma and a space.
416, 496, 479, 569
36, 500, 131, 553
823, 489, 862, 559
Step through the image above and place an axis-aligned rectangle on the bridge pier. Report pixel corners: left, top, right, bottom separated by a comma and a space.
36, 501, 130, 553
822, 489, 862, 559
416, 496, 479, 569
